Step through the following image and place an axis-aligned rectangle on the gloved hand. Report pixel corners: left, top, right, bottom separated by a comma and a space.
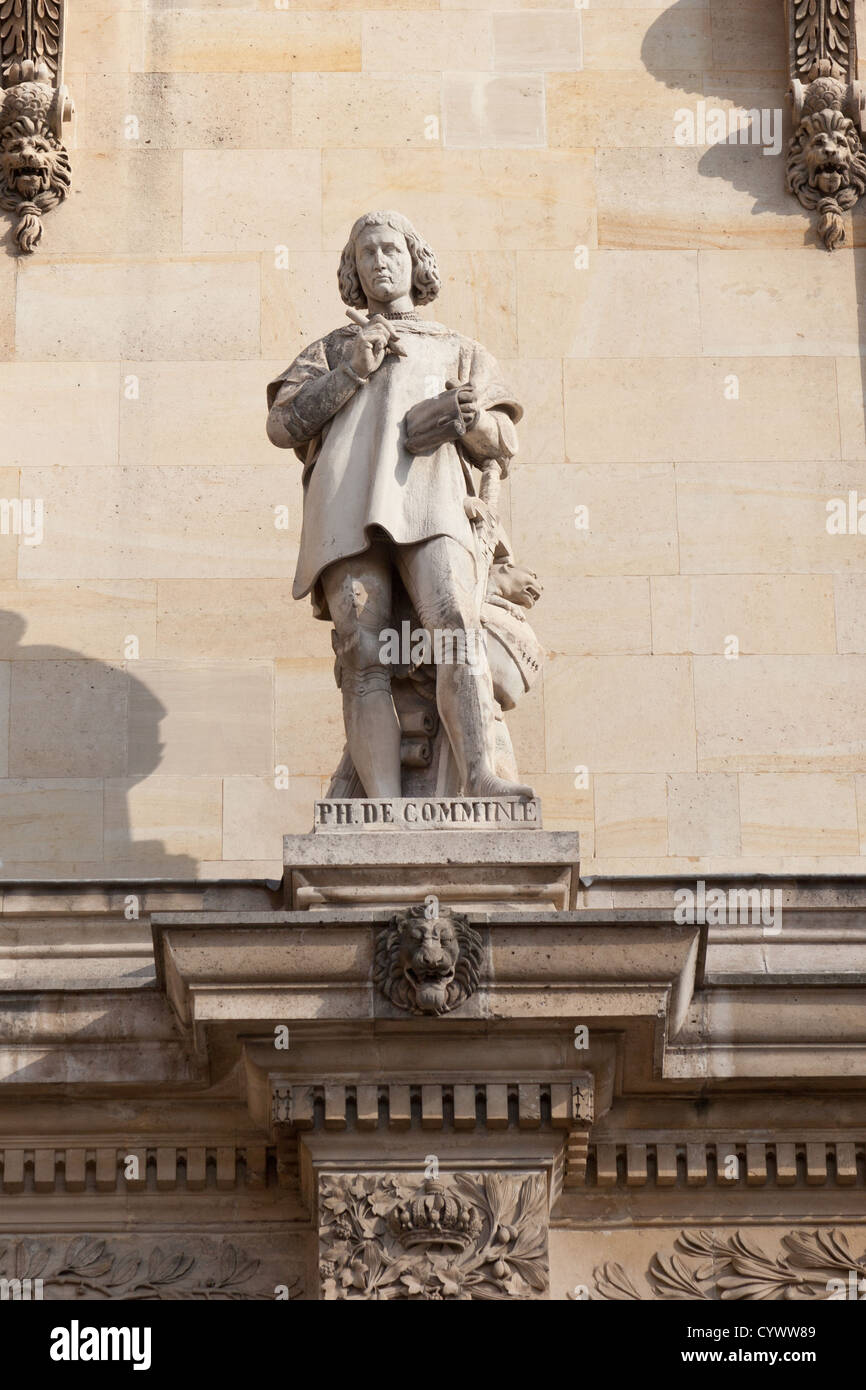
403, 380, 480, 455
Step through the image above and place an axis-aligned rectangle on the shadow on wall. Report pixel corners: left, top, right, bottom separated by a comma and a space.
641, 0, 800, 232
0, 611, 198, 878
642, 0, 866, 442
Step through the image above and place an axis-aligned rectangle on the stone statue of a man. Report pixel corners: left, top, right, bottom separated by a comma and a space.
266, 210, 537, 800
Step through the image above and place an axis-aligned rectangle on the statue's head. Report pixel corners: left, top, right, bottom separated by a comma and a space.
338, 210, 440, 309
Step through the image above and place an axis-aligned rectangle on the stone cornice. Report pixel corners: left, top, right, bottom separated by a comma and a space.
0, 882, 863, 1104
151, 907, 699, 1034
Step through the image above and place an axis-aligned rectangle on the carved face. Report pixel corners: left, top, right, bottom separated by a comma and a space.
398, 916, 460, 1013
354, 224, 413, 305
374, 907, 483, 1017
785, 108, 866, 249
801, 125, 855, 195
0, 129, 58, 200
489, 561, 542, 609
787, 109, 866, 205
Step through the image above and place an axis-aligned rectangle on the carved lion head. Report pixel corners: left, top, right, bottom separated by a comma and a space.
786, 108, 866, 249
0, 81, 72, 254
1, 123, 64, 200
374, 904, 483, 1016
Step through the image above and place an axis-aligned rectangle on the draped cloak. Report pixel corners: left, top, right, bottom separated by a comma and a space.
267, 320, 522, 621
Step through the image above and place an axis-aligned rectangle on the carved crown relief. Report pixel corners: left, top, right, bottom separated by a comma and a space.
319, 1172, 548, 1300
373, 903, 483, 1016
0, 0, 73, 253
785, 0, 866, 247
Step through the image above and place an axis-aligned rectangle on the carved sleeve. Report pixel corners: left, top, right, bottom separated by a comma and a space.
461, 342, 522, 475
266, 336, 363, 454
461, 409, 519, 467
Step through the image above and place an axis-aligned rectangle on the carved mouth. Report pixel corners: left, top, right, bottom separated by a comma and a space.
813, 155, 844, 173
815, 163, 845, 192
405, 963, 455, 1011
406, 963, 454, 985
10, 165, 46, 192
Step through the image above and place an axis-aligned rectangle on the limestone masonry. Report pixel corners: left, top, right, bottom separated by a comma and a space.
0, 0, 865, 1316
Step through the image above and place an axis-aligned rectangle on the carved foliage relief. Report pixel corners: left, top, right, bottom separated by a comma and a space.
1, 0, 64, 83
0, 1235, 303, 1300
790, 0, 852, 82
586, 1228, 866, 1301
319, 1172, 548, 1300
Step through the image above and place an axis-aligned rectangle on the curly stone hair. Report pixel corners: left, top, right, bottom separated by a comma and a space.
337, 210, 440, 308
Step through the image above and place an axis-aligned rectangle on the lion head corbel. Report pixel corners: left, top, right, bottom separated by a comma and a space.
373, 903, 483, 1016
787, 65, 866, 250
0, 60, 73, 254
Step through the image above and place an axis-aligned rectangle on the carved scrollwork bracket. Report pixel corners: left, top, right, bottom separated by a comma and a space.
785, 0, 866, 248
0, 0, 74, 253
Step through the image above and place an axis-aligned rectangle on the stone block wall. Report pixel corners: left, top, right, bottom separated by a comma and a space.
0, 0, 863, 877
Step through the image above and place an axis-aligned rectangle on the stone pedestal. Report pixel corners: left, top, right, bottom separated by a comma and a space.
284, 797, 579, 911
149, 798, 712, 1299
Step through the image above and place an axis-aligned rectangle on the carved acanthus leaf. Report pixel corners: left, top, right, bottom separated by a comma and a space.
791, 0, 851, 82
0, 0, 63, 85
650, 1252, 715, 1300
587, 1261, 642, 1301
590, 1227, 866, 1301
0, 1236, 297, 1300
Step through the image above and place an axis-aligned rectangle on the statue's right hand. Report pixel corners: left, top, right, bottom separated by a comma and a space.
345, 317, 392, 379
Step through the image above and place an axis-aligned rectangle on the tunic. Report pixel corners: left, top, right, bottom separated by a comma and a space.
267, 319, 522, 620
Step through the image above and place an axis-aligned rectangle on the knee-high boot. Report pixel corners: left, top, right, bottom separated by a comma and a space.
340, 667, 403, 798
435, 653, 535, 799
